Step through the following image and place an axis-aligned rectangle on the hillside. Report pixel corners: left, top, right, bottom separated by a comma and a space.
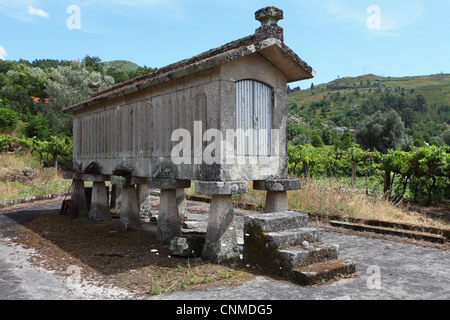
289, 73, 450, 108
287, 73, 450, 146
101, 60, 141, 72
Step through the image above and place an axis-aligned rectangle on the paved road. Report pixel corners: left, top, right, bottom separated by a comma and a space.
1, 201, 449, 300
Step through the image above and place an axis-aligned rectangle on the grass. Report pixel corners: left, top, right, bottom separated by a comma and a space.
187, 177, 449, 231
0, 152, 71, 201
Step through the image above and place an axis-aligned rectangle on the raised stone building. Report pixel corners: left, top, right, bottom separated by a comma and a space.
64, 7, 315, 263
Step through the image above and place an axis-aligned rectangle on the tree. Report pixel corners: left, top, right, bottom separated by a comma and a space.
442, 130, 450, 146
355, 110, 411, 153
0, 64, 48, 114
82, 55, 104, 73
45, 60, 114, 136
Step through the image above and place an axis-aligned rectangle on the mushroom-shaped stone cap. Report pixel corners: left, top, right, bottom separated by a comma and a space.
255, 6, 284, 26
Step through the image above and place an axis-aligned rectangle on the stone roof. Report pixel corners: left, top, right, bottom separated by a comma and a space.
64, 7, 315, 113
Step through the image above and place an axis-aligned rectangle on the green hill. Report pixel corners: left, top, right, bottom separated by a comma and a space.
289, 73, 450, 110
101, 60, 141, 72
287, 73, 450, 146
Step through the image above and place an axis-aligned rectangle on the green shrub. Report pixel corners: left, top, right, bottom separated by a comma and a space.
21, 114, 51, 140
0, 107, 19, 133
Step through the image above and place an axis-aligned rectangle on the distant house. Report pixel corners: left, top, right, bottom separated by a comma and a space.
31, 96, 51, 105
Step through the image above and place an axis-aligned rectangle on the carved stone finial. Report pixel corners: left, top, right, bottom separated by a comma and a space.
255, 7, 284, 41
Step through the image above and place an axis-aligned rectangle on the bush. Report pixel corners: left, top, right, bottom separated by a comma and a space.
21, 114, 51, 140
0, 107, 19, 133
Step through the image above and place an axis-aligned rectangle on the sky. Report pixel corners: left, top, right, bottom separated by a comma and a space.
0, 0, 449, 89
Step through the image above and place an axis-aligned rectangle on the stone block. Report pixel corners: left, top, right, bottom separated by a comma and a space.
244, 211, 309, 233
169, 235, 205, 258
278, 243, 339, 269
290, 260, 356, 286
265, 227, 323, 249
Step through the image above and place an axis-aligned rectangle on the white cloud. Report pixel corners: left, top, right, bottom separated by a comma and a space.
28, 5, 50, 18
0, 45, 7, 60
296, 0, 423, 34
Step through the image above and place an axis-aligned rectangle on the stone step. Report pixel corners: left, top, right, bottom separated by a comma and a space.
244, 211, 309, 233
278, 243, 339, 270
265, 227, 324, 249
290, 259, 356, 286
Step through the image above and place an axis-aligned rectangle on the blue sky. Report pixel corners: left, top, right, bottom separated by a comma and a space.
0, 0, 449, 88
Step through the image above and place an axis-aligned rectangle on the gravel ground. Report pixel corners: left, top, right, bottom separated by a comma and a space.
0, 197, 449, 301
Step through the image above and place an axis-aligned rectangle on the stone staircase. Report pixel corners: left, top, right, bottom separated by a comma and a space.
243, 211, 356, 285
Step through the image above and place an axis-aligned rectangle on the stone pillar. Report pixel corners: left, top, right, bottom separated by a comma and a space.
136, 184, 150, 208
111, 176, 141, 231
71, 178, 88, 219
80, 174, 111, 222
90, 181, 111, 222
120, 184, 141, 231
158, 189, 182, 244
253, 179, 301, 213
148, 180, 191, 245
195, 181, 248, 263
110, 184, 121, 210
176, 188, 188, 223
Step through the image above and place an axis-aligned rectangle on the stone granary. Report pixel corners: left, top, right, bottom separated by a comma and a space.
63, 7, 315, 263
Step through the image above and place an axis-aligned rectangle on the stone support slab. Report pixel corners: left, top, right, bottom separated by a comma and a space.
120, 184, 141, 231
195, 181, 248, 195
253, 179, 301, 191
157, 189, 182, 245
90, 181, 111, 222
148, 179, 191, 190
202, 194, 240, 263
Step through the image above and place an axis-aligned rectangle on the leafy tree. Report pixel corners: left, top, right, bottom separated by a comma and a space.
82, 55, 104, 74
45, 60, 114, 136
0, 107, 18, 133
0, 64, 48, 114
442, 130, 450, 146
355, 110, 411, 153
